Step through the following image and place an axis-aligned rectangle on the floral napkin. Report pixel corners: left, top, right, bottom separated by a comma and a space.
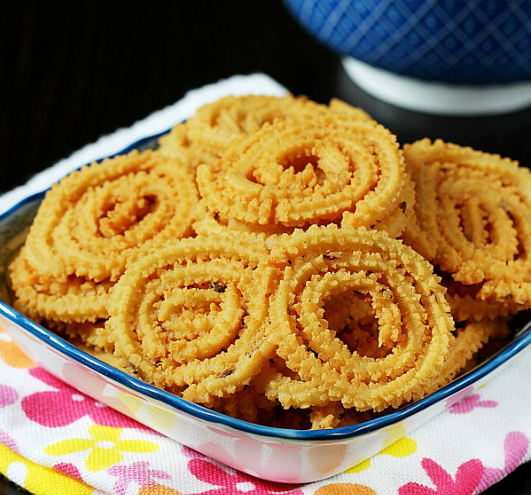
1, 74, 530, 495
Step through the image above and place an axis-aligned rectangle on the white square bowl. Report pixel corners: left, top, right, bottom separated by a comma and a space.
1, 132, 530, 483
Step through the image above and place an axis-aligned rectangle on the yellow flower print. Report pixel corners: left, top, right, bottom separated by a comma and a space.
45, 425, 159, 471
379, 424, 417, 458
0, 443, 92, 495
345, 424, 417, 474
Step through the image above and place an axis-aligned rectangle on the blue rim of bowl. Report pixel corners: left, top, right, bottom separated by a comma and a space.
1, 130, 531, 441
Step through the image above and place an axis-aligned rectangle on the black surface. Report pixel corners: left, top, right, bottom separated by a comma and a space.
1, 1, 531, 494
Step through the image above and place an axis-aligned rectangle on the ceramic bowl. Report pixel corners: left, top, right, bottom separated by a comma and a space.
284, 0, 531, 115
284, 0, 531, 84
1, 133, 531, 483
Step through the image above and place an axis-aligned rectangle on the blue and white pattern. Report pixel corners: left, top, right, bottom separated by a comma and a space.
285, 0, 531, 84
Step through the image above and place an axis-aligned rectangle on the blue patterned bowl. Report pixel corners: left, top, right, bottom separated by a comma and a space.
284, 0, 531, 84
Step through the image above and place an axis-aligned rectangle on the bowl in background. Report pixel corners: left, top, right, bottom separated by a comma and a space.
284, 0, 531, 115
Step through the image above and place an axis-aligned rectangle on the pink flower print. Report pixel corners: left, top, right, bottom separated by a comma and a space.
188, 459, 304, 495
399, 458, 484, 495
0, 428, 18, 453
0, 384, 17, 408
479, 432, 529, 491
449, 394, 497, 414
54, 463, 85, 483
22, 367, 147, 429
108, 461, 172, 495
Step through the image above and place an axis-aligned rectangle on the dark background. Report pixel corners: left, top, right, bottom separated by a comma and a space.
1, 2, 531, 494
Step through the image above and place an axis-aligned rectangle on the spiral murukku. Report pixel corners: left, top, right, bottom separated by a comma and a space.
403, 139, 531, 315
106, 235, 275, 405
197, 111, 409, 235
48, 320, 113, 353
7, 94, 523, 430
434, 319, 502, 389
210, 386, 277, 425
9, 150, 199, 325
260, 225, 455, 412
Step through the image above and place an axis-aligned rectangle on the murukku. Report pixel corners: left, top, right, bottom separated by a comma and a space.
158, 123, 219, 171
8, 249, 113, 323
8, 94, 524, 430
159, 95, 339, 174
434, 319, 505, 389
48, 320, 113, 354
9, 150, 199, 324
443, 278, 516, 322
106, 234, 275, 405
185, 95, 325, 152
259, 225, 455, 412
403, 138, 531, 315
197, 111, 410, 236
210, 386, 277, 425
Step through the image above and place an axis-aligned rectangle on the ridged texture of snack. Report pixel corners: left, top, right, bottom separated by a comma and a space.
9, 149, 198, 325
7, 95, 520, 430
197, 110, 412, 238
258, 225, 455, 412
403, 138, 531, 319
106, 234, 275, 406
158, 95, 327, 173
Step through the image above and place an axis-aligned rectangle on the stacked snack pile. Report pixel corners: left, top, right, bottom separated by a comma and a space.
8, 95, 531, 429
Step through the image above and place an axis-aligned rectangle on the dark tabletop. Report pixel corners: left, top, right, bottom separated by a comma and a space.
1, 2, 531, 494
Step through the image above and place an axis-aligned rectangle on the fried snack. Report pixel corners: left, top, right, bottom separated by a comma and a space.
106, 234, 275, 406
435, 319, 505, 388
259, 225, 455, 412
309, 403, 345, 430
197, 110, 411, 237
9, 250, 113, 323
158, 123, 219, 171
192, 200, 293, 242
158, 95, 325, 172
443, 278, 516, 322
403, 139, 531, 316
210, 386, 277, 425
7, 95, 523, 431
186, 95, 325, 152
48, 320, 113, 354
9, 150, 198, 324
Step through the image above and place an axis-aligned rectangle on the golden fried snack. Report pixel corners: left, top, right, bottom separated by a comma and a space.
403, 139, 531, 315
8, 94, 522, 431
46, 320, 113, 354
259, 225, 455, 412
309, 403, 344, 430
434, 319, 506, 389
9, 150, 198, 324
9, 249, 113, 323
158, 123, 219, 171
197, 111, 410, 235
159, 95, 335, 173
210, 387, 277, 425
192, 200, 293, 242
185, 95, 325, 152
106, 234, 275, 406
443, 278, 516, 322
